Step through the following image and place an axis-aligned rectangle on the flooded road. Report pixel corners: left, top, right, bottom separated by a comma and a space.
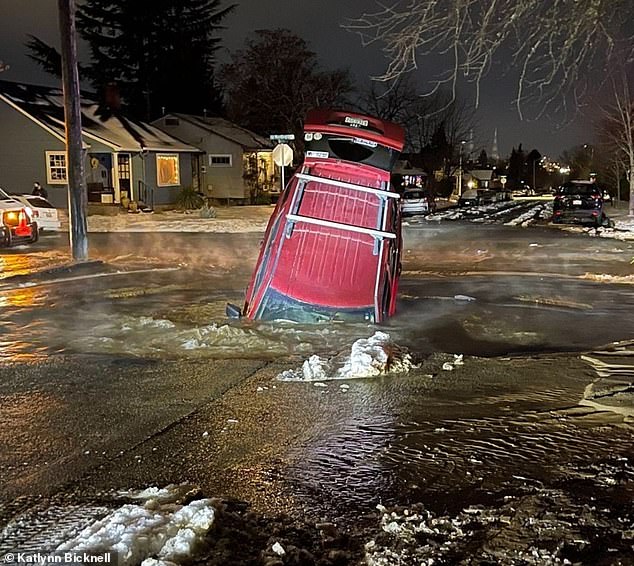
1, 225, 633, 360
1, 224, 633, 564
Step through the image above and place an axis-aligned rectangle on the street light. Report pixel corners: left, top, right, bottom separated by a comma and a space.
559, 165, 570, 183
583, 144, 594, 177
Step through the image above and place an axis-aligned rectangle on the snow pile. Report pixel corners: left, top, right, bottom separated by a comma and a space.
442, 354, 464, 371
56, 488, 215, 566
504, 203, 547, 226
595, 217, 634, 241
365, 504, 481, 565
277, 331, 416, 381
581, 272, 634, 285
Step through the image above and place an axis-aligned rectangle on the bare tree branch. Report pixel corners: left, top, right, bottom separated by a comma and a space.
597, 66, 634, 215
345, 0, 634, 118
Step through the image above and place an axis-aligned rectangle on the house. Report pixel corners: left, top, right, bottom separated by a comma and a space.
468, 168, 495, 189
0, 80, 202, 209
153, 113, 275, 202
393, 159, 428, 190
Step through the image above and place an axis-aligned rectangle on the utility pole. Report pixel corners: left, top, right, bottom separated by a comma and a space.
616, 160, 621, 205
457, 140, 466, 197
58, 0, 88, 261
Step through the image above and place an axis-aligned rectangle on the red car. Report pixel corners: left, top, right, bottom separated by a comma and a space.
229, 109, 405, 323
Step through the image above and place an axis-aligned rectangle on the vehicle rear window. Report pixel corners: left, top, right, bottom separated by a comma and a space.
558, 183, 599, 195
305, 133, 400, 172
404, 191, 424, 199
27, 197, 54, 208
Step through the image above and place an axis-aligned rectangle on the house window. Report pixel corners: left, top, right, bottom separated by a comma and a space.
156, 153, 180, 186
46, 151, 68, 184
209, 154, 232, 167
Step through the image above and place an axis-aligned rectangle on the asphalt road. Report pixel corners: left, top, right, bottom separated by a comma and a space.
0, 222, 633, 564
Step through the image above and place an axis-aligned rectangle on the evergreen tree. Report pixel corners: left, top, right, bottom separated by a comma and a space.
25, 35, 63, 78
478, 149, 488, 168
420, 122, 452, 174
508, 144, 526, 188
76, 0, 235, 119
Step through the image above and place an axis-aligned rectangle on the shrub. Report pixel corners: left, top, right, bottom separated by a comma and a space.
200, 204, 217, 218
175, 186, 204, 210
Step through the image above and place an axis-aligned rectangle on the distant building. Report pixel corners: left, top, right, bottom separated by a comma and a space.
153, 113, 275, 202
393, 159, 427, 190
0, 80, 202, 209
468, 169, 495, 189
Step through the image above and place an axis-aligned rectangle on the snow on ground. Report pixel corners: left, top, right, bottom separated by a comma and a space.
423, 199, 634, 240
560, 216, 634, 241
83, 202, 634, 241
277, 331, 417, 381
56, 485, 215, 566
85, 208, 271, 233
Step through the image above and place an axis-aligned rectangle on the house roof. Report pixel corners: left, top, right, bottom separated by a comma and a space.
0, 80, 201, 153
393, 159, 426, 176
469, 169, 494, 182
164, 113, 273, 150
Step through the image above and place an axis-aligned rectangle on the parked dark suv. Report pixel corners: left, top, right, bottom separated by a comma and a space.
552, 180, 610, 227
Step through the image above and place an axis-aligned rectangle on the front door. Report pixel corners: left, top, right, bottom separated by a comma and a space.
116, 153, 132, 203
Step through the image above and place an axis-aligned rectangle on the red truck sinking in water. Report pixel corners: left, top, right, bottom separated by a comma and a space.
228, 109, 405, 324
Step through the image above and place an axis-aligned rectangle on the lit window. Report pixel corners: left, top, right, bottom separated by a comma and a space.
156, 154, 180, 186
46, 151, 68, 184
209, 154, 232, 167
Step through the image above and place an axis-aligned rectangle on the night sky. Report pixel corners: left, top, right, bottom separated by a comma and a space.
0, 0, 592, 159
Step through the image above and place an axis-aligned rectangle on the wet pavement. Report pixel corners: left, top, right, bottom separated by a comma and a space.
0, 219, 633, 564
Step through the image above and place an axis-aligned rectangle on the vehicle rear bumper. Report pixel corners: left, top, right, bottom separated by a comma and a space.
1, 221, 37, 245
553, 209, 602, 224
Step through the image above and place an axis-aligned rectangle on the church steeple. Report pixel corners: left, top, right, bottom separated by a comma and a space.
491, 128, 499, 161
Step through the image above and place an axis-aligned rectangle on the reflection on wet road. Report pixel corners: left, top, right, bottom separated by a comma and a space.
283, 354, 632, 507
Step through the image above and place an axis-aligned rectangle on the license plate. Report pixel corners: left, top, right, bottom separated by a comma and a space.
572, 199, 582, 205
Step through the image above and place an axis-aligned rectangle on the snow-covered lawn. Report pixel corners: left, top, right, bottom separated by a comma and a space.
85, 208, 272, 233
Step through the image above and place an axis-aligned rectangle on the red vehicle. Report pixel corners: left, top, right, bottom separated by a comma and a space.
229, 109, 405, 323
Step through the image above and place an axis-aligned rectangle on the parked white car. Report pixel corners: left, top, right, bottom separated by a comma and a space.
401, 189, 436, 216
11, 194, 62, 231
